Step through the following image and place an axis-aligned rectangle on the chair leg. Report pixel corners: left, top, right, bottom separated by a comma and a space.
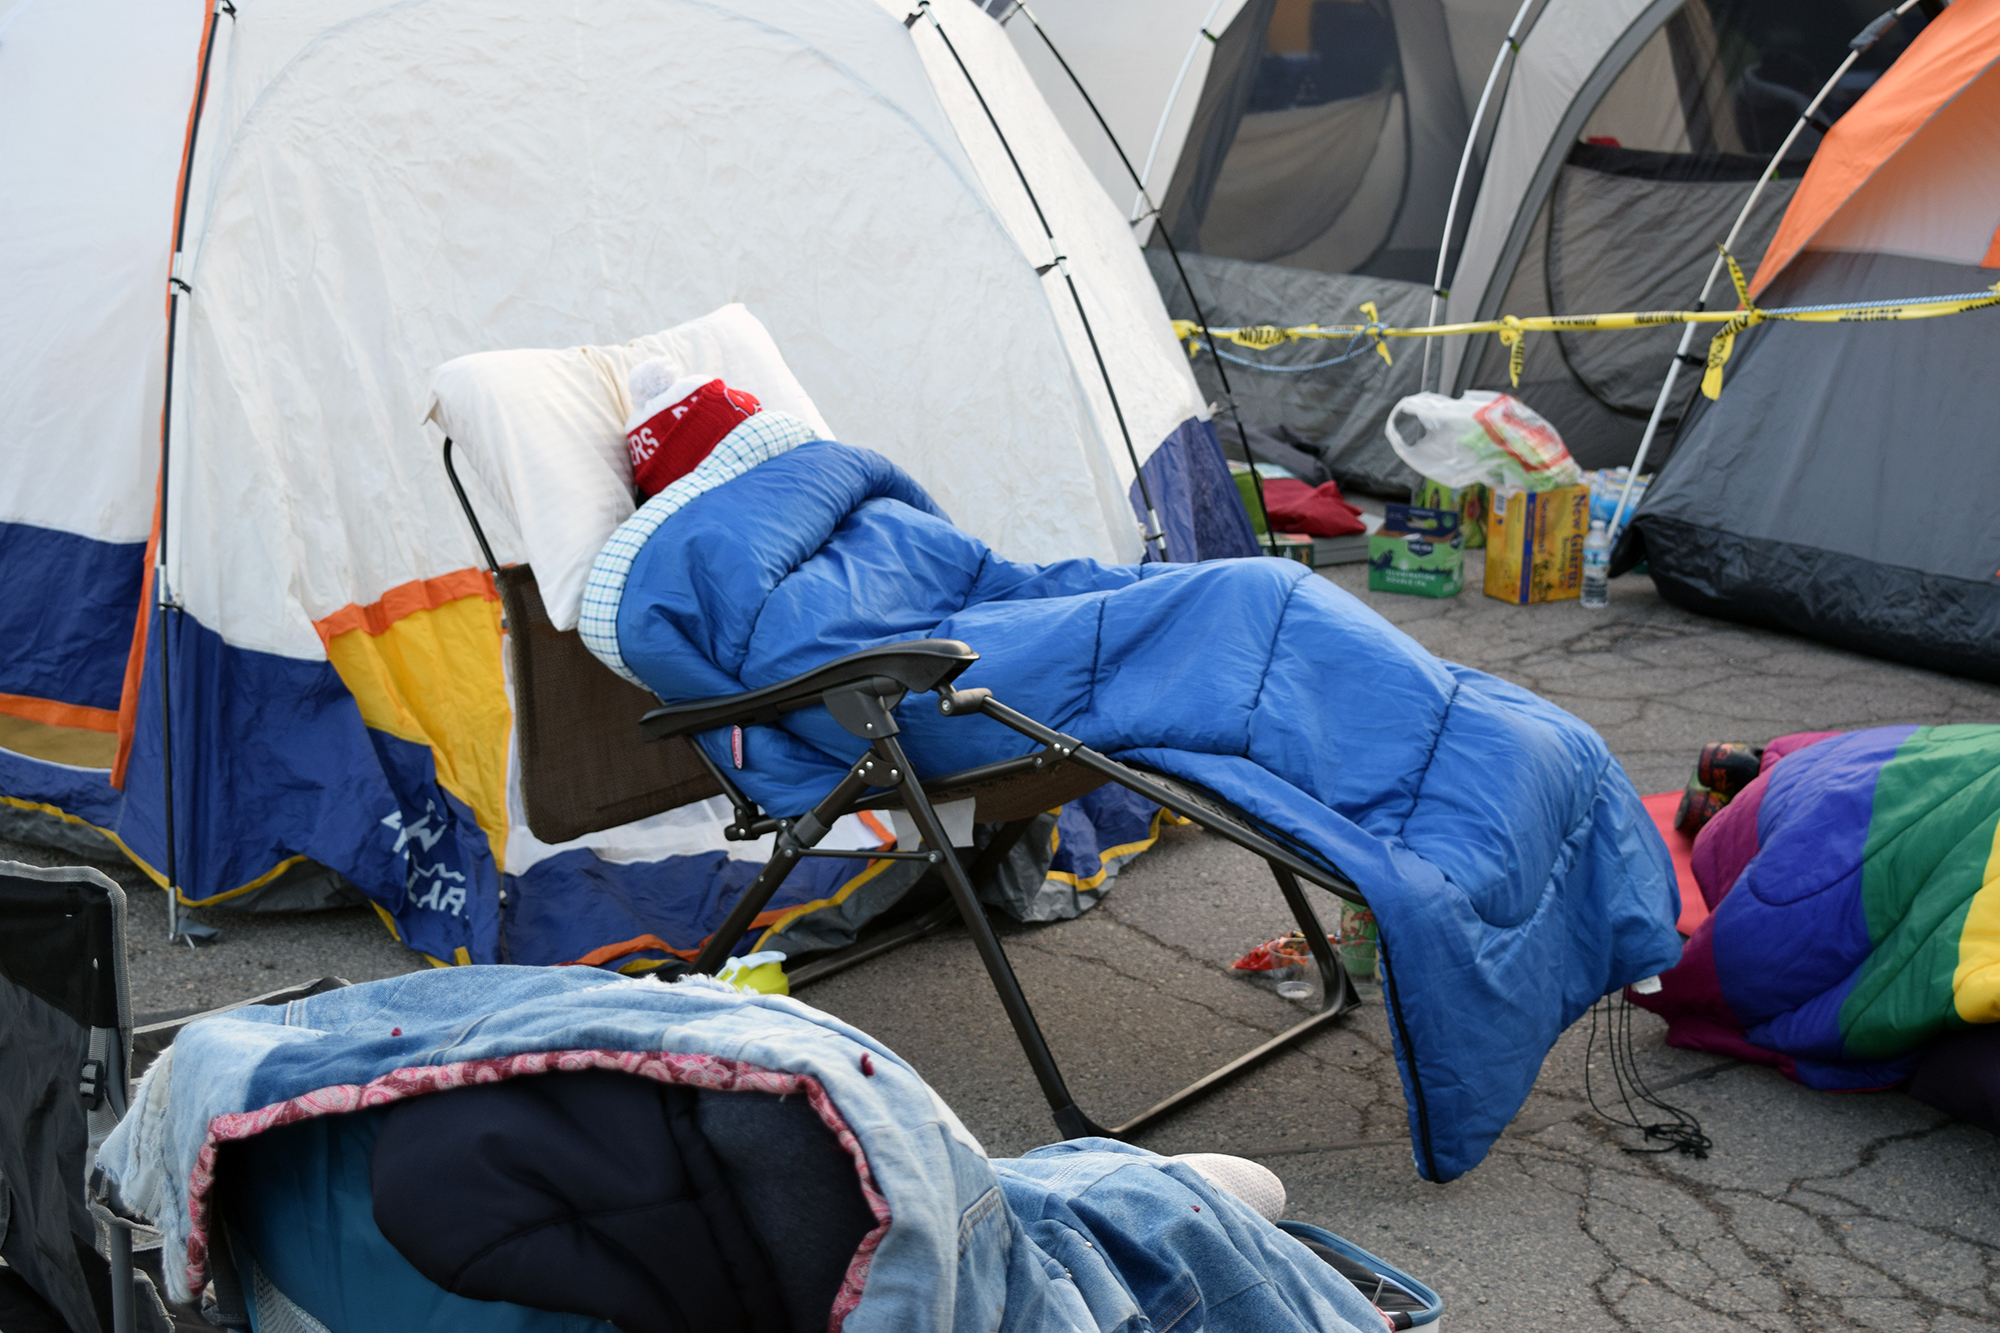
1093, 862, 1357, 1139
789, 817, 1040, 991
875, 736, 1103, 1138
884, 760, 1356, 1140
690, 750, 886, 974
107, 1222, 135, 1333
1268, 860, 1357, 1018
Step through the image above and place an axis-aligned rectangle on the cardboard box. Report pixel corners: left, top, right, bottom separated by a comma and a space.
1484, 484, 1590, 604
1269, 532, 1315, 563
1368, 504, 1463, 598
1411, 478, 1488, 548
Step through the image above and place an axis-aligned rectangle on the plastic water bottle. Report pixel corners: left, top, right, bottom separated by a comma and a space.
1581, 519, 1611, 608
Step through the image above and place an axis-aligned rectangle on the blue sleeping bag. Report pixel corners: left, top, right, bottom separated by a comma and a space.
614, 440, 1681, 1181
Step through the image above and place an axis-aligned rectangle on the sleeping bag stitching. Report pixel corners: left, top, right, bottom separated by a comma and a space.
1242, 573, 1302, 742
1392, 676, 1461, 844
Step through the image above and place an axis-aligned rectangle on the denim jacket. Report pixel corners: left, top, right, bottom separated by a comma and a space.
98, 967, 1378, 1332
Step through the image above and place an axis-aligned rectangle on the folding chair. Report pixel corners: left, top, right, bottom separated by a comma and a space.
444, 440, 1366, 1141
0, 859, 351, 1333
0, 861, 160, 1333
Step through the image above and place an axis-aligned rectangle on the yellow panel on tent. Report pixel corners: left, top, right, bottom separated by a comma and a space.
315, 573, 512, 879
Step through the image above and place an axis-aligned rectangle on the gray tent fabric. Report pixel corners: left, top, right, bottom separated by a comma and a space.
1461, 144, 1796, 467
1138, 0, 1518, 496
1442, 0, 1926, 465
1618, 250, 2000, 681
1148, 249, 1423, 495
1439, 0, 1664, 390
1157, 0, 1522, 283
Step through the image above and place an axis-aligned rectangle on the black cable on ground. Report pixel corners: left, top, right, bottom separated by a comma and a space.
997, 1, 1283, 554
1585, 991, 1713, 1159
915, 2, 1171, 562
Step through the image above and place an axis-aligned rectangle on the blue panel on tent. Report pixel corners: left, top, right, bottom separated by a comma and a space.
1, 606, 502, 964
501, 849, 878, 968
0, 520, 146, 710
1132, 417, 1260, 563
1050, 786, 1164, 886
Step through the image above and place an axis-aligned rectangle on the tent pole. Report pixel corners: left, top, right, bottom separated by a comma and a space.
156, 0, 233, 942
1130, 0, 1230, 229
1605, 0, 1922, 549
1422, 0, 1536, 396
915, 2, 1170, 561
1006, 2, 1278, 552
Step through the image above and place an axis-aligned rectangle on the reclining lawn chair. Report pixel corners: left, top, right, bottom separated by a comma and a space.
442, 435, 1372, 1143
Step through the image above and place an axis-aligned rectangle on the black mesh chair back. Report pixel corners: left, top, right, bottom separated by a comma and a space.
0, 862, 139, 1333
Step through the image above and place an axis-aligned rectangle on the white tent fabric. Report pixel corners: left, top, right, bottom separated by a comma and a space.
0, 0, 203, 546
997, 0, 1253, 230
165, 0, 1202, 662
900, 0, 1207, 523
0, 0, 1209, 962
1437, 0, 1666, 391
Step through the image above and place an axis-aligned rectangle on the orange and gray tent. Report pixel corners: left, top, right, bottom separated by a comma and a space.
1619, 0, 2000, 680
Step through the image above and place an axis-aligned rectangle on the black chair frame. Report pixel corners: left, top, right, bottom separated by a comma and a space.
442, 436, 1368, 1141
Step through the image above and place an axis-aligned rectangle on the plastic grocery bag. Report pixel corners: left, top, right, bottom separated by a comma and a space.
1385, 391, 1581, 492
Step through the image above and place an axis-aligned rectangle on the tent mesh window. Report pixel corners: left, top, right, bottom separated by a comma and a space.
1157, 0, 1516, 283
1467, 0, 1925, 467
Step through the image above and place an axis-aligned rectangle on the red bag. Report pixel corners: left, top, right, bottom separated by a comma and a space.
1257, 477, 1365, 537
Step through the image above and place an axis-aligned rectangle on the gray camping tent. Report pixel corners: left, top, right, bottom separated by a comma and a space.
1437, 0, 1928, 468
1008, 0, 1926, 486
1618, 0, 2000, 679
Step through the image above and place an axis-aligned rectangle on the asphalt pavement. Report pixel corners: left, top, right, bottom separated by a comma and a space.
16, 549, 1998, 1331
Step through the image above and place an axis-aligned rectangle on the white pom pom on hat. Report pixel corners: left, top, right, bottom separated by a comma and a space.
625, 355, 679, 411
624, 358, 715, 435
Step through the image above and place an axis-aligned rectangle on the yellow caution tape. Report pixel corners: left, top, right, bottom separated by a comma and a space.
1171, 249, 2000, 398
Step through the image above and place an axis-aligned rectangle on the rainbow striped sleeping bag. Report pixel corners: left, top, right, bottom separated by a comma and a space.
1633, 725, 2000, 1088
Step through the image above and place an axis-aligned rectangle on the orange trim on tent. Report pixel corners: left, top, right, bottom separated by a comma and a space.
0, 693, 120, 734
562, 879, 870, 967
110, 505, 160, 788
114, 0, 221, 791
312, 568, 499, 650
568, 934, 702, 967
1750, 0, 2000, 298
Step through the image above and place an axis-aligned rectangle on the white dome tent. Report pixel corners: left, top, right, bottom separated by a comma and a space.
0, 0, 1241, 968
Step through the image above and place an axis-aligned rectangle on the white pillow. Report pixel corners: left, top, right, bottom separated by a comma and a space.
426, 304, 832, 631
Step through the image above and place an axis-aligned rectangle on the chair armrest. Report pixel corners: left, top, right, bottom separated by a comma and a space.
639, 639, 978, 740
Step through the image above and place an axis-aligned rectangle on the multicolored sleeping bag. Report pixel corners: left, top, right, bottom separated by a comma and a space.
600, 430, 1682, 1181
1632, 725, 2000, 1088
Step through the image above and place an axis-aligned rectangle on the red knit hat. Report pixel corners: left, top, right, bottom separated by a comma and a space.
626, 377, 762, 497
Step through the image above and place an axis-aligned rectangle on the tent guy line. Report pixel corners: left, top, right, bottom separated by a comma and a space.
1170, 260, 2000, 398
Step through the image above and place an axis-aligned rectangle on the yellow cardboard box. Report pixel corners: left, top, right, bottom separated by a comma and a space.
1484, 484, 1590, 604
